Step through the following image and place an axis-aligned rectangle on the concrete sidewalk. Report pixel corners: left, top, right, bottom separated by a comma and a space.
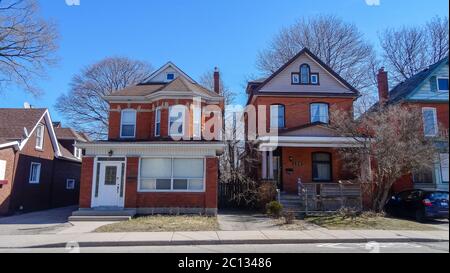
0, 229, 448, 249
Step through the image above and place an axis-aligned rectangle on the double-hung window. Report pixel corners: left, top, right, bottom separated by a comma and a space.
270, 105, 285, 129
155, 108, 161, 137
440, 154, 449, 183
139, 158, 204, 192
29, 162, 41, 184
422, 108, 438, 137
120, 109, 137, 138
310, 103, 329, 124
169, 106, 186, 137
74, 147, 82, 159
35, 124, 44, 150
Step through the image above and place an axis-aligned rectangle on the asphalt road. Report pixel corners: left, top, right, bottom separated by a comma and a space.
1, 242, 448, 253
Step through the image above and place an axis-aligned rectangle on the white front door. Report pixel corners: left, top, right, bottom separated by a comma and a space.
97, 162, 123, 207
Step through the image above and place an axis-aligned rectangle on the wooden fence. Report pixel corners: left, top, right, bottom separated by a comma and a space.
298, 181, 363, 213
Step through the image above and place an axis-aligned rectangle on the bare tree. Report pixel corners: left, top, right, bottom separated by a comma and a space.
198, 69, 236, 105
0, 0, 58, 95
55, 57, 153, 139
330, 104, 444, 212
379, 16, 449, 83
257, 15, 378, 90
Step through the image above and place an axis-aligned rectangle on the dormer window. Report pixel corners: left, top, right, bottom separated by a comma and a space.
120, 109, 137, 138
300, 64, 311, 84
166, 73, 175, 81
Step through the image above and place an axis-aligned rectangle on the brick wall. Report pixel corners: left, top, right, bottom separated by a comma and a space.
281, 147, 354, 194
79, 157, 94, 208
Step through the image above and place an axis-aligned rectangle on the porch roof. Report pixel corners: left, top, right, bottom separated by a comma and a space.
258, 136, 366, 149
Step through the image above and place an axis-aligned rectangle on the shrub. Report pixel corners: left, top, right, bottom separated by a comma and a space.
266, 201, 283, 218
283, 210, 296, 225
257, 182, 277, 209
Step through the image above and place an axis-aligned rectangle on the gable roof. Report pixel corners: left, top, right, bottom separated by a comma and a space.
0, 108, 61, 157
247, 48, 360, 99
388, 56, 449, 103
106, 64, 223, 102
143, 62, 197, 84
54, 127, 90, 142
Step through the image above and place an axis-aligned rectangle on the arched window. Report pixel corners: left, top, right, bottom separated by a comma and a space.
270, 104, 285, 129
300, 64, 310, 84
310, 103, 329, 124
312, 153, 332, 182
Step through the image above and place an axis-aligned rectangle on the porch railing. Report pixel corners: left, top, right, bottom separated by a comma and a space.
297, 179, 363, 214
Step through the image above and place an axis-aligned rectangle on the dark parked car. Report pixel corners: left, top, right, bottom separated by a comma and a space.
385, 190, 449, 222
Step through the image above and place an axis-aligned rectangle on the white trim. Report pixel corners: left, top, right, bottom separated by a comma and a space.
437, 77, 449, 92
305, 52, 350, 90
91, 158, 127, 208
144, 62, 197, 84
66, 178, 76, 190
258, 136, 366, 148
0, 160, 6, 180
154, 107, 161, 137
120, 109, 137, 139
422, 107, 439, 137
29, 162, 41, 184
168, 105, 186, 137
0, 141, 20, 149
137, 156, 206, 193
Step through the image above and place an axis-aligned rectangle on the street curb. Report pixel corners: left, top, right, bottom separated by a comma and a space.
29, 237, 450, 249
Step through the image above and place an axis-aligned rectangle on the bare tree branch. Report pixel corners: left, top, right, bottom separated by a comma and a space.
55, 57, 153, 140
0, 0, 58, 95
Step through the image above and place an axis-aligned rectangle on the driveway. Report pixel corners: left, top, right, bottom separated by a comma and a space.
0, 206, 77, 235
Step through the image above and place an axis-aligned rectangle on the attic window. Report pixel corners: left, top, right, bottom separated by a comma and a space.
166, 73, 175, 81
35, 124, 44, 150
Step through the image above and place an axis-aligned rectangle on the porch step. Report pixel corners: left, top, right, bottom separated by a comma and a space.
69, 209, 137, 222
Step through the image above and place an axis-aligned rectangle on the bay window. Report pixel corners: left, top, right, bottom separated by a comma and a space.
310, 103, 329, 124
139, 158, 205, 192
169, 106, 186, 137
120, 109, 137, 138
155, 108, 161, 137
193, 107, 202, 139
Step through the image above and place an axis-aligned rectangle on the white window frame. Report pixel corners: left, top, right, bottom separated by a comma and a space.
422, 107, 438, 137
154, 108, 161, 137
138, 157, 206, 193
310, 103, 330, 124
35, 124, 44, 150
168, 106, 186, 137
440, 153, 449, 183
437, 77, 449, 92
0, 160, 6, 180
120, 109, 137, 139
66, 179, 76, 190
74, 146, 82, 159
29, 162, 41, 184
311, 74, 319, 85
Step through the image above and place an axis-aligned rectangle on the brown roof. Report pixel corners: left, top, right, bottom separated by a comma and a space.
54, 127, 89, 142
0, 108, 47, 144
108, 77, 222, 99
57, 142, 80, 162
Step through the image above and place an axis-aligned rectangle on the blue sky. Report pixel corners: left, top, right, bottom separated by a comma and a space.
0, 0, 448, 124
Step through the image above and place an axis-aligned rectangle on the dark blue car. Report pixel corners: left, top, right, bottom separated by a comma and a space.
385, 190, 449, 222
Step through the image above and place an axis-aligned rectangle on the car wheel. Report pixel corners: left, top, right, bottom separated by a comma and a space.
415, 209, 426, 223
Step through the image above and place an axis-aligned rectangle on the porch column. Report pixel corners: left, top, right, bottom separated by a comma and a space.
268, 151, 274, 180
262, 151, 267, 179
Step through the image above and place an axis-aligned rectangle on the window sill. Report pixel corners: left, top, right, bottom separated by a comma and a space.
138, 190, 206, 194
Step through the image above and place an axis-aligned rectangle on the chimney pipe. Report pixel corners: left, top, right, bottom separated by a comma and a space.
377, 67, 389, 105
214, 67, 220, 94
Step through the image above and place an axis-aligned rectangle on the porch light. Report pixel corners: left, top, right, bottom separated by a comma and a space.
108, 150, 114, 157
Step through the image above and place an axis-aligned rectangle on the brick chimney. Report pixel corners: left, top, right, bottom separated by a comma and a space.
214, 67, 220, 94
377, 67, 389, 105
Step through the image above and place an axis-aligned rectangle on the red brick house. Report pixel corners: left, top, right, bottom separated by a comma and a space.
74, 62, 224, 217
0, 108, 86, 216
246, 48, 361, 196
375, 57, 449, 193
